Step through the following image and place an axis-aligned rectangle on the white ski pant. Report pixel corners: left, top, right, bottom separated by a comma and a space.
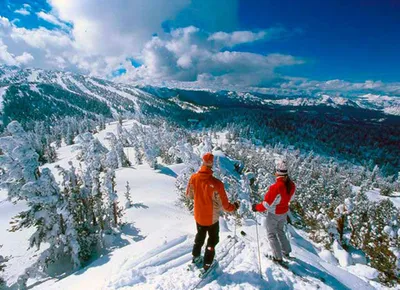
266, 212, 291, 260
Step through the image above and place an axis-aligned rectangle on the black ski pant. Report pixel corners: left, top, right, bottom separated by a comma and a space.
192, 221, 219, 268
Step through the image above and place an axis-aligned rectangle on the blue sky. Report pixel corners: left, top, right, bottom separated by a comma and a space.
0, 0, 399, 95
237, 0, 400, 82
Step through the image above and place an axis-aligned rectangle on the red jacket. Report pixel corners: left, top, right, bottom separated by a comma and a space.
255, 177, 296, 214
186, 166, 236, 226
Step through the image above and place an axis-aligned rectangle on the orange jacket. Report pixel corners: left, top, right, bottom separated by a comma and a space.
186, 166, 236, 226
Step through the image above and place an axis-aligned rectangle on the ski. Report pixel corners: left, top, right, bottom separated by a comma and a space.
190, 235, 240, 289
187, 256, 203, 272
197, 260, 218, 278
265, 253, 290, 268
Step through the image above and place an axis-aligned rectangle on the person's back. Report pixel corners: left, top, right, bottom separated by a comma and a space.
189, 166, 233, 226
186, 153, 239, 272
259, 177, 295, 214
252, 160, 296, 263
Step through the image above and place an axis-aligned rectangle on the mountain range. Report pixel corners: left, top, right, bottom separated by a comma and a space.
0, 65, 399, 128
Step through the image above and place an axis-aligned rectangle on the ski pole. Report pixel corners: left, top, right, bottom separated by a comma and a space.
254, 212, 263, 279
249, 183, 263, 279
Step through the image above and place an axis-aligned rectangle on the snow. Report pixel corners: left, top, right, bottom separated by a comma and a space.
384, 106, 400, 116
319, 249, 339, 266
0, 86, 7, 110
27, 70, 40, 82
0, 119, 393, 289
347, 264, 379, 281
169, 97, 215, 113
332, 240, 353, 267
30, 84, 41, 94
54, 73, 79, 95
366, 189, 400, 209
0, 190, 44, 286
87, 79, 141, 114
66, 76, 112, 106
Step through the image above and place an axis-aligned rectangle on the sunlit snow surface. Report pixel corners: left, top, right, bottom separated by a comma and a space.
0, 120, 393, 290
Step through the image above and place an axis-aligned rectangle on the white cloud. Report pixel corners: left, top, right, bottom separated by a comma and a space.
0, 39, 18, 65
0, 1, 245, 79
14, 3, 32, 16
0, 3, 398, 96
14, 8, 31, 16
48, 0, 190, 56
208, 30, 266, 47
208, 26, 293, 48
253, 78, 400, 96
117, 27, 304, 88
10, 26, 72, 50
36, 11, 69, 30
15, 52, 34, 64
0, 38, 33, 66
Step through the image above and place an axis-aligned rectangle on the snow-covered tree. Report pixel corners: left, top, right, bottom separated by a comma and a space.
125, 181, 133, 208
171, 141, 201, 211
197, 134, 213, 157
105, 132, 130, 168
0, 121, 40, 199
10, 168, 82, 288
0, 245, 8, 286
101, 168, 123, 228
117, 123, 130, 147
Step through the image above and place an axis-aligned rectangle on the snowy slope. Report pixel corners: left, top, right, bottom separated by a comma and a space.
0, 120, 392, 290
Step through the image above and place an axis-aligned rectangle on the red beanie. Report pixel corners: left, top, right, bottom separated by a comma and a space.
202, 152, 214, 165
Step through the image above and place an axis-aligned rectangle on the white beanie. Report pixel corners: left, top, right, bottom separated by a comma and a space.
276, 160, 288, 176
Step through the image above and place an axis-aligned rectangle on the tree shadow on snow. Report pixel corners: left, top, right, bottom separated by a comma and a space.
132, 202, 149, 209
156, 165, 178, 178
214, 269, 282, 289
22, 224, 146, 289
121, 223, 146, 242
287, 225, 318, 256
291, 258, 351, 290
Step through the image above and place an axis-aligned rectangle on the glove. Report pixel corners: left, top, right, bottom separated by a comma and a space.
251, 204, 258, 212
233, 201, 240, 210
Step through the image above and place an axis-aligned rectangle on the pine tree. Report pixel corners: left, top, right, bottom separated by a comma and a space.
124, 181, 133, 208
101, 168, 123, 228
10, 168, 82, 288
0, 121, 40, 199
105, 132, 130, 168
171, 141, 201, 211
66, 124, 74, 145
0, 245, 8, 286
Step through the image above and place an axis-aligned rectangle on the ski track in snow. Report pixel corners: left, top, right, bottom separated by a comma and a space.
66, 76, 118, 116
87, 79, 141, 115
0, 119, 392, 290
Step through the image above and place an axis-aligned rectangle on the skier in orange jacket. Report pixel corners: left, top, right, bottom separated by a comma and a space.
186, 152, 239, 271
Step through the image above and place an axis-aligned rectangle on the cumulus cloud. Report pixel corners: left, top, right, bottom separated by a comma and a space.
0, 2, 398, 96
208, 30, 266, 47
0, 38, 33, 66
48, 0, 190, 56
249, 78, 400, 97
14, 8, 31, 16
10, 26, 72, 50
208, 26, 288, 48
15, 52, 34, 64
36, 11, 69, 30
117, 26, 304, 88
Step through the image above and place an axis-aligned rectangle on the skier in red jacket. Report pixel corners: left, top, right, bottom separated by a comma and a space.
252, 160, 296, 263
